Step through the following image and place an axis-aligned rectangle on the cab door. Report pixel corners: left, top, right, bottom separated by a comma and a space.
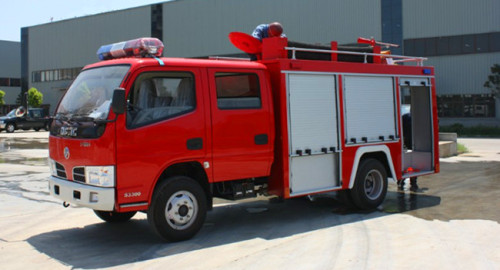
208, 69, 273, 181
115, 67, 208, 206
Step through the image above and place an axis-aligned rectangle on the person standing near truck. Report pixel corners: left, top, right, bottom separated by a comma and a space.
252, 22, 286, 41
249, 22, 286, 60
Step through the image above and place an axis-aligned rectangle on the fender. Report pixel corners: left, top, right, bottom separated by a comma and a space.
348, 145, 397, 189
146, 159, 210, 202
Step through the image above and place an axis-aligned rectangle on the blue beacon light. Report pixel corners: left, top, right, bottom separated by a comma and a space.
96, 38, 164, 61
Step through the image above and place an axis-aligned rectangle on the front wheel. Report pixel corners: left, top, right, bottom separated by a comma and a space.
350, 158, 388, 210
148, 176, 207, 242
5, 123, 15, 133
94, 210, 137, 222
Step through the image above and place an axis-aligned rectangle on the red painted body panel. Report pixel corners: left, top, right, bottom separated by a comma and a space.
49, 126, 116, 179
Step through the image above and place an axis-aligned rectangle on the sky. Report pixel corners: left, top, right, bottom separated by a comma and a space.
0, 0, 168, 42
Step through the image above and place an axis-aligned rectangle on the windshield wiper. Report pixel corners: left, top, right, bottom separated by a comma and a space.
71, 114, 95, 122
71, 113, 114, 124
55, 113, 71, 122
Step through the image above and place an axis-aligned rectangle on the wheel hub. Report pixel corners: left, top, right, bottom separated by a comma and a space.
364, 170, 383, 200
165, 191, 197, 230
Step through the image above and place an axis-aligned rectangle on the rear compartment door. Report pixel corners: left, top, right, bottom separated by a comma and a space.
287, 73, 340, 196
400, 77, 435, 176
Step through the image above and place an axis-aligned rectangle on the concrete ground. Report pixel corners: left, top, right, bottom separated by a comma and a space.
0, 131, 499, 270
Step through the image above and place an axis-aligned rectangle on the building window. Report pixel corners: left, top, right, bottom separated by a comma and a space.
0, 77, 21, 87
31, 67, 82, 83
404, 32, 500, 56
381, 0, 403, 55
438, 94, 496, 118
0, 78, 9, 86
10, 78, 20, 87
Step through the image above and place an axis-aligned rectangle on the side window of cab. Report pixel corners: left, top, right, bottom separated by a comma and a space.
215, 72, 261, 109
127, 72, 195, 128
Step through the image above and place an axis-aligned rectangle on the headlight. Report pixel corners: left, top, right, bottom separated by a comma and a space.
48, 159, 57, 176
85, 166, 115, 187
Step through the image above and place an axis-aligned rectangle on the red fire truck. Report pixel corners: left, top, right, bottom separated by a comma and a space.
48, 35, 439, 241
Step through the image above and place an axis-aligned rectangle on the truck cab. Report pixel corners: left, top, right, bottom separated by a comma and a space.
49, 38, 276, 241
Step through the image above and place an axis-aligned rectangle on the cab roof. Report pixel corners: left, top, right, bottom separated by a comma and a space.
84, 57, 268, 71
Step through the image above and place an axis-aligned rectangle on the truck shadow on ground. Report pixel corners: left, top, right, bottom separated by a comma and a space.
27, 190, 440, 269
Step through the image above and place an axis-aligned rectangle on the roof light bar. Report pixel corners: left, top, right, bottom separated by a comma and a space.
97, 37, 164, 60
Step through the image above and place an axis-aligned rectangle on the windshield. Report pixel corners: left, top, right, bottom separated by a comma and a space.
56, 65, 129, 121
6, 109, 16, 117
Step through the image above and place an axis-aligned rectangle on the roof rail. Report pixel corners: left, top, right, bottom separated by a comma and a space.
208, 56, 251, 61
284, 46, 427, 66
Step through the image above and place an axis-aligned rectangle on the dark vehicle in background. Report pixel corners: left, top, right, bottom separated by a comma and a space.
0, 107, 51, 133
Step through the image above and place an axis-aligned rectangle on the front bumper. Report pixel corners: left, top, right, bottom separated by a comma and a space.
0, 122, 5, 129
49, 176, 115, 211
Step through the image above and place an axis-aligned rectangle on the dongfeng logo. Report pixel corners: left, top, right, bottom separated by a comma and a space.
64, 147, 70, 160
60, 126, 77, 137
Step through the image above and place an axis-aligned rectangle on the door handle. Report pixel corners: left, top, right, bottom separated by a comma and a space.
254, 134, 268, 145
187, 138, 203, 150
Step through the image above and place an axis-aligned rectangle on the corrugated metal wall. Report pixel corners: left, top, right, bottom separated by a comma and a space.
23, 0, 499, 118
0, 41, 20, 76
403, 0, 500, 100
162, 0, 381, 57
0, 41, 21, 104
28, 6, 151, 71
27, 0, 382, 112
403, 0, 500, 38
28, 6, 151, 111
428, 53, 500, 95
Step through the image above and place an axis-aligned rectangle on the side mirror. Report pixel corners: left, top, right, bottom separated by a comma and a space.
111, 88, 126, 115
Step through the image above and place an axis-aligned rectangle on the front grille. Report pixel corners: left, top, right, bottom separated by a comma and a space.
55, 162, 67, 178
73, 167, 85, 182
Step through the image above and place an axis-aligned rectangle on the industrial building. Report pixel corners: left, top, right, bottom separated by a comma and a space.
0, 40, 21, 114
20, 0, 500, 125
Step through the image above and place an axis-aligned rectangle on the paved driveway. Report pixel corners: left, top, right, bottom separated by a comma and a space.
0, 132, 499, 269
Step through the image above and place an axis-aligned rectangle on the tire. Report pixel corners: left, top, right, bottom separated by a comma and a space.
34, 128, 41, 131
350, 158, 388, 210
336, 189, 356, 208
147, 176, 207, 242
5, 123, 15, 133
94, 210, 137, 222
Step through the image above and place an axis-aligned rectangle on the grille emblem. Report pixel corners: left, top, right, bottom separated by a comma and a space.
64, 147, 70, 160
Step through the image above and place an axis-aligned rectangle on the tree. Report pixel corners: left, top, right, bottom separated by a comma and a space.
15, 92, 22, 106
27, 87, 43, 108
484, 64, 500, 98
0, 90, 5, 106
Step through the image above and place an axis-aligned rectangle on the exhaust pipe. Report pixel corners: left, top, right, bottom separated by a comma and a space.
63, 202, 70, 208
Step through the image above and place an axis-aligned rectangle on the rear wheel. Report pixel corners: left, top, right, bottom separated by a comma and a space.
350, 158, 388, 210
336, 189, 355, 208
148, 176, 207, 242
94, 210, 137, 222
